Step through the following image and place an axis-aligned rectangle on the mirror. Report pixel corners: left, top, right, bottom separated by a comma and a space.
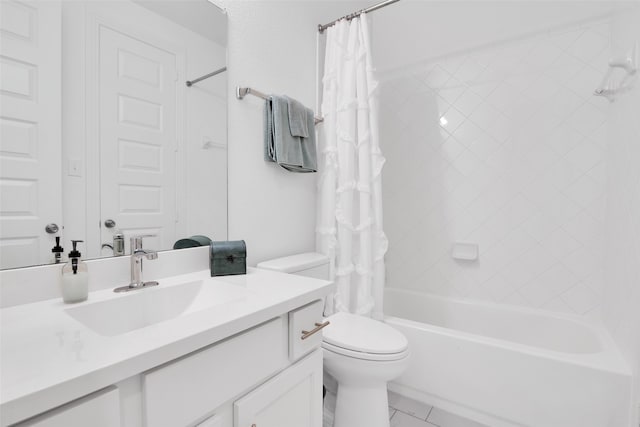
0, 0, 228, 269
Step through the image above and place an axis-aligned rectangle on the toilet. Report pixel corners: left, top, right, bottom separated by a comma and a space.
257, 253, 409, 427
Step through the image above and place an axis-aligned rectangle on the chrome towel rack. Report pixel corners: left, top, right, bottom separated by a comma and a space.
236, 86, 268, 100
236, 86, 324, 125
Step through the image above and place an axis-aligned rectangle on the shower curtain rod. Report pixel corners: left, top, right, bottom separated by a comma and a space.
318, 0, 401, 33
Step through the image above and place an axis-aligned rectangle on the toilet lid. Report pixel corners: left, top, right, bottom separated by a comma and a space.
322, 312, 408, 355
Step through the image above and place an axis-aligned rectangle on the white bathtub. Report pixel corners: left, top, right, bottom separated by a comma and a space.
384, 288, 634, 427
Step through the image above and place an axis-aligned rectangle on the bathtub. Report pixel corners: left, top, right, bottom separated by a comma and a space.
384, 288, 634, 427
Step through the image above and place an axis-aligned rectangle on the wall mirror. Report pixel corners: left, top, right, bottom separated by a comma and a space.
0, 0, 228, 270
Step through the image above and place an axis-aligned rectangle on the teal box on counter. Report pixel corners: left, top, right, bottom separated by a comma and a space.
210, 240, 247, 276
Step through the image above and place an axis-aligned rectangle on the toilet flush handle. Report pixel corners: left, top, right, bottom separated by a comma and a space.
301, 321, 330, 340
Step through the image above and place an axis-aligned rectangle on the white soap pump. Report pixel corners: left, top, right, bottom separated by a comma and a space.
61, 240, 89, 303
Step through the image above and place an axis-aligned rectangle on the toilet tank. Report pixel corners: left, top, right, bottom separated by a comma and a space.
256, 253, 330, 280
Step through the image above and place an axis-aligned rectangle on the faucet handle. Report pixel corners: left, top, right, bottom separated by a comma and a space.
130, 234, 157, 252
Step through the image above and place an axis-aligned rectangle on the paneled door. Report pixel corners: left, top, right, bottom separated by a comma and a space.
98, 24, 178, 253
0, 1, 62, 269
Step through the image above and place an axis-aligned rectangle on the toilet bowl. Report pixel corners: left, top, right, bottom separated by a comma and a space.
322, 311, 409, 427
257, 253, 409, 427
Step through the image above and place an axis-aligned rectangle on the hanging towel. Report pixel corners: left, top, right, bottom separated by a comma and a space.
264, 95, 317, 173
264, 98, 276, 162
285, 96, 309, 138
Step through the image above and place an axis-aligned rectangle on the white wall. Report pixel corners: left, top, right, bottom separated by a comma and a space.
222, 1, 363, 266
184, 31, 228, 242
376, 3, 613, 316
602, 4, 640, 422
371, 1, 614, 74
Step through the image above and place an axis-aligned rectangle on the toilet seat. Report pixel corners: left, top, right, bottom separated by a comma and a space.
322, 312, 409, 361
322, 341, 410, 361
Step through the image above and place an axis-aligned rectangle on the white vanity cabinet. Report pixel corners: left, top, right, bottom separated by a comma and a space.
4, 294, 328, 427
142, 300, 325, 427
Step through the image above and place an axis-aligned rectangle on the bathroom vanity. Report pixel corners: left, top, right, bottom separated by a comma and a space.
0, 267, 333, 427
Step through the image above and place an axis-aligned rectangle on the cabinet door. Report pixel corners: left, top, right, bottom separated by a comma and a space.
234, 349, 323, 427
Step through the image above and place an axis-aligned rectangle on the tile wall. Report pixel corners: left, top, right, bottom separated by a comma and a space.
601, 4, 640, 422
380, 19, 612, 316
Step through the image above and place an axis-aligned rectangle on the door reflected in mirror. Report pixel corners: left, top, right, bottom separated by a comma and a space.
0, 0, 228, 269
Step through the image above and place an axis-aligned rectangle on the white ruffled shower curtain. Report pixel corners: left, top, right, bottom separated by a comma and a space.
317, 15, 388, 320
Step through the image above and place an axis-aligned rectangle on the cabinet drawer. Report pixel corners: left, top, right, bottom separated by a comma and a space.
195, 414, 223, 427
17, 387, 120, 427
289, 300, 325, 361
143, 317, 287, 427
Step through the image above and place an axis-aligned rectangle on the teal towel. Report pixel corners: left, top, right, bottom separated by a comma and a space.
264, 98, 275, 162
264, 95, 317, 173
286, 96, 309, 138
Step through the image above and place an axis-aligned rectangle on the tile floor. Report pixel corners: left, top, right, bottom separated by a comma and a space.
323, 390, 488, 427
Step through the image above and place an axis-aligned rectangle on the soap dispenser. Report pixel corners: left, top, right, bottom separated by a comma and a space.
61, 240, 88, 303
51, 236, 64, 264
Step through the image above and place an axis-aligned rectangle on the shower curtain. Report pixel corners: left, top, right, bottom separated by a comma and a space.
317, 15, 388, 320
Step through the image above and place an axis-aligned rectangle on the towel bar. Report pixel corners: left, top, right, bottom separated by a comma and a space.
186, 66, 227, 87
236, 86, 324, 124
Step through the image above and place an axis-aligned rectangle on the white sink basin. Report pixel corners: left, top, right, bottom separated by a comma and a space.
65, 280, 247, 336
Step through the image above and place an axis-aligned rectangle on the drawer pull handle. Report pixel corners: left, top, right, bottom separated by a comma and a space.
301, 321, 330, 340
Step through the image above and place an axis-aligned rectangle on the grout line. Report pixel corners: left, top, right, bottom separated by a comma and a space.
399, 410, 432, 423
425, 406, 434, 422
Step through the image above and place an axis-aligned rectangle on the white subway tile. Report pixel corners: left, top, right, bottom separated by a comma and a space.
380, 19, 611, 316
561, 282, 600, 314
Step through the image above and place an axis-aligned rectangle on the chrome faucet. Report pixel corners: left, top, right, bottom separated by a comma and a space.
114, 235, 159, 293
130, 248, 158, 287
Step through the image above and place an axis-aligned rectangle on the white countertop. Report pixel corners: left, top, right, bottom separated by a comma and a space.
0, 268, 333, 426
